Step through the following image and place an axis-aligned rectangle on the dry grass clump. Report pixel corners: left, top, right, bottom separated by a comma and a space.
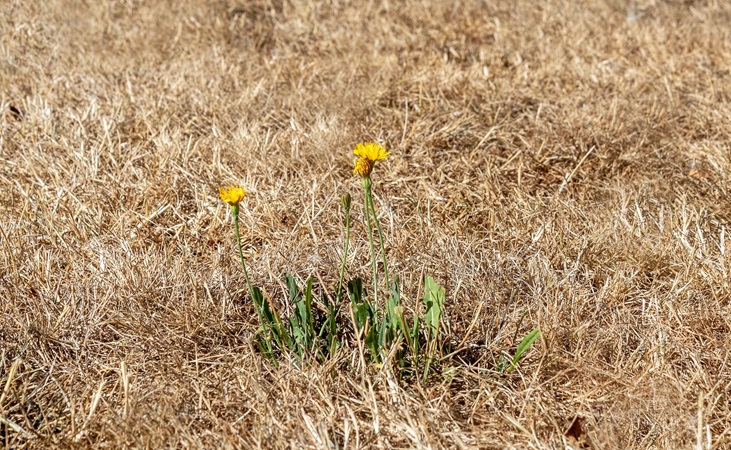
2, 0, 731, 448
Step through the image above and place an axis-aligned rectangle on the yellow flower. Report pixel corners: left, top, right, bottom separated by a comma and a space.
353, 141, 390, 162
352, 141, 389, 177
219, 185, 246, 206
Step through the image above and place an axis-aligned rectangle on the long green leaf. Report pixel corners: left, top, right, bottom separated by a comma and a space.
285, 274, 315, 356
422, 275, 445, 348
422, 275, 445, 381
507, 328, 541, 374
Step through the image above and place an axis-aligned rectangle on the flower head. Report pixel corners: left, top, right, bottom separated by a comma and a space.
352, 141, 389, 178
219, 185, 246, 207
353, 141, 390, 162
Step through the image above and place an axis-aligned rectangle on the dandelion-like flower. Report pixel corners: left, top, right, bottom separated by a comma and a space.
353, 142, 390, 162
218, 183, 255, 312
351, 142, 391, 301
352, 141, 390, 177
219, 185, 246, 207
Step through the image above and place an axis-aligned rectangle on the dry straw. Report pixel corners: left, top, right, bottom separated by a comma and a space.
2, 0, 730, 447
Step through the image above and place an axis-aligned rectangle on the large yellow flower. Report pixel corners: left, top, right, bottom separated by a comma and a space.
219, 185, 246, 206
352, 142, 390, 177
353, 142, 390, 162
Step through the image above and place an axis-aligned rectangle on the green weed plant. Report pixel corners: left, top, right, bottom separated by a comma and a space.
220, 142, 539, 378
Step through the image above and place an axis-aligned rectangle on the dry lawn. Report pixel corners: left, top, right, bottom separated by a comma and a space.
2, 0, 731, 448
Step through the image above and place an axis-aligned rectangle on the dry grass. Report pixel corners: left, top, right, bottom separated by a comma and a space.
2, 0, 731, 448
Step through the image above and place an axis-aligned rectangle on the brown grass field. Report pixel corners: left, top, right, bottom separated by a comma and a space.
2, 0, 731, 448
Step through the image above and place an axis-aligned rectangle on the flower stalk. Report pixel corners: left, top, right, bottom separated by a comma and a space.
365, 180, 390, 289
352, 141, 391, 309
361, 177, 380, 309
232, 207, 254, 298
219, 185, 254, 297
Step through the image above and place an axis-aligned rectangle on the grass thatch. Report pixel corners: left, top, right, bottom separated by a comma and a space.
2, 0, 731, 448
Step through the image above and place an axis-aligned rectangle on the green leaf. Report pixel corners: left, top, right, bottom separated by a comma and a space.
317, 292, 339, 358
377, 318, 389, 350
506, 328, 541, 374
285, 274, 316, 356
422, 275, 445, 346
304, 277, 314, 337
286, 274, 300, 304
253, 285, 293, 352
421, 275, 446, 381
349, 278, 376, 332
385, 280, 401, 337
348, 278, 380, 362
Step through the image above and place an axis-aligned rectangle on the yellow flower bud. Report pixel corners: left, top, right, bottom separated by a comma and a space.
353, 157, 373, 177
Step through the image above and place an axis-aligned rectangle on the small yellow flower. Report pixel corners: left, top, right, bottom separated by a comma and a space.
353, 142, 390, 162
219, 185, 246, 206
352, 142, 389, 177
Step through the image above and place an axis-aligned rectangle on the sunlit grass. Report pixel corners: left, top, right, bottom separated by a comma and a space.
2, 0, 729, 446
219, 143, 540, 381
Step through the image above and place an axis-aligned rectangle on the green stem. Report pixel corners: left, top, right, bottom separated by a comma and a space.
336, 205, 350, 305
365, 183, 390, 289
233, 207, 253, 297
362, 178, 379, 312
232, 205, 276, 360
